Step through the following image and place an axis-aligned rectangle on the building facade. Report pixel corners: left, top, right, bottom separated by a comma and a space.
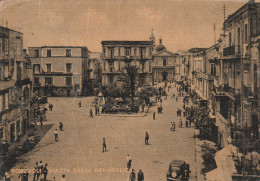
101, 41, 153, 86
152, 37, 176, 84
29, 46, 88, 97
0, 26, 31, 144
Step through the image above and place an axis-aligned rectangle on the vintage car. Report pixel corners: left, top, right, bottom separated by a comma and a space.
166, 160, 189, 181
149, 97, 157, 106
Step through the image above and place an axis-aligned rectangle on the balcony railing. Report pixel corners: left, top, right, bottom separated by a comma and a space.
223, 45, 240, 56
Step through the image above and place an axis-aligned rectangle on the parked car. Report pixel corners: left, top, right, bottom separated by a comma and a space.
166, 160, 189, 181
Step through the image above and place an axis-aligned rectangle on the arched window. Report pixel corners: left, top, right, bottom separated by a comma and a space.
163, 59, 167, 66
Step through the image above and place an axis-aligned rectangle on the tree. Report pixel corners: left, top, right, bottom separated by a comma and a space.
118, 65, 140, 111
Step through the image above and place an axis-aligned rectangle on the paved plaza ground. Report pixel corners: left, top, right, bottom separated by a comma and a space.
9, 85, 201, 181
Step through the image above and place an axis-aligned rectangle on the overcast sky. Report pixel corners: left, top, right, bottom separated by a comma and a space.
0, 0, 250, 52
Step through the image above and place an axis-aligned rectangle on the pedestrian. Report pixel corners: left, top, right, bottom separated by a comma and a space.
54, 129, 58, 142
97, 106, 100, 114
160, 106, 163, 114
179, 119, 182, 128
189, 119, 192, 127
39, 160, 43, 175
61, 174, 66, 181
129, 169, 136, 181
145, 132, 149, 145
49, 104, 53, 111
185, 120, 188, 127
126, 154, 132, 171
24, 170, 29, 181
36, 164, 41, 181
59, 122, 63, 131
78, 101, 81, 107
153, 112, 155, 120
157, 106, 160, 114
102, 137, 107, 152
89, 109, 93, 118
42, 163, 48, 181
176, 97, 178, 102
137, 169, 144, 181
4, 170, 10, 181
40, 117, 43, 126
33, 162, 38, 181
95, 106, 98, 115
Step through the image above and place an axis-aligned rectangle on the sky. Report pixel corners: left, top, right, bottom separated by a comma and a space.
0, 0, 251, 52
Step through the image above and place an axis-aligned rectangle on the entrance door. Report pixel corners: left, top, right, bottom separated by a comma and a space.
10, 124, 15, 143
162, 72, 168, 81
22, 119, 27, 133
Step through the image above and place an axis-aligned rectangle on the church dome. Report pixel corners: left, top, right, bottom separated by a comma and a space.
156, 37, 166, 52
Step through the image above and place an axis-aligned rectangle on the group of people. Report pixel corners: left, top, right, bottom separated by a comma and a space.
157, 106, 163, 114
33, 161, 48, 181
48, 103, 53, 111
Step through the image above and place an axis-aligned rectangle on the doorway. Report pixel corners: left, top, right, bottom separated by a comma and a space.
162, 72, 168, 81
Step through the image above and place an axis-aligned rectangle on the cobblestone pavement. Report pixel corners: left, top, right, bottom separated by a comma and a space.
9, 84, 200, 181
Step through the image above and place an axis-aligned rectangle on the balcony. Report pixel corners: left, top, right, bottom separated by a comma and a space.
15, 78, 31, 86
223, 45, 240, 57
33, 72, 73, 76
242, 85, 258, 100
0, 79, 16, 91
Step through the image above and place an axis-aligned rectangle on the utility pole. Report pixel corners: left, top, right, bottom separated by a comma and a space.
223, 4, 226, 36
214, 23, 216, 45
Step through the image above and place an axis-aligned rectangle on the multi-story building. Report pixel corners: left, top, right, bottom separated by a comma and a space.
213, 0, 260, 147
101, 41, 153, 86
152, 37, 176, 84
0, 26, 31, 144
29, 46, 88, 97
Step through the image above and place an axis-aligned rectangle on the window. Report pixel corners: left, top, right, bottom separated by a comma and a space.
109, 75, 114, 83
134, 48, 137, 56
103, 48, 106, 55
104, 62, 106, 71
66, 63, 72, 72
118, 61, 121, 71
47, 49, 51, 57
244, 24, 248, 43
141, 62, 145, 72
149, 47, 152, 56
149, 61, 151, 72
109, 62, 114, 72
33, 64, 40, 74
34, 50, 39, 58
140, 48, 146, 59
34, 77, 39, 85
210, 64, 216, 76
45, 77, 53, 86
163, 59, 167, 66
125, 48, 131, 56
118, 48, 121, 56
5, 40, 8, 54
108, 48, 114, 58
46, 64, 51, 73
66, 49, 71, 57
237, 27, 240, 46
229, 32, 232, 47
66, 77, 72, 86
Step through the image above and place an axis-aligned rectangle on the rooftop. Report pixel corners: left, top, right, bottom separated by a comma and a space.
101, 41, 153, 46
28, 46, 88, 49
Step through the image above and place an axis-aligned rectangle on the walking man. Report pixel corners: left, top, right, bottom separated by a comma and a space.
102, 137, 107, 152
153, 112, 155, 120
54, 129, 58, 142
129, 169, 136, 181
126, 154, 132, 171
145, 132, 149, 145
89, 109, 93, 118
42, 163, 48, 181
33, 162, 38, 181
137, 169, 144, 181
